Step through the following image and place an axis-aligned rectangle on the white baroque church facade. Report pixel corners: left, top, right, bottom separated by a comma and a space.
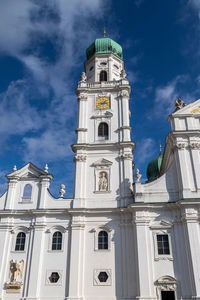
0, 37, 200, 300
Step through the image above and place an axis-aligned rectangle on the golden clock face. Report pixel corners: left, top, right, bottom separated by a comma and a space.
96, 97, 110, 110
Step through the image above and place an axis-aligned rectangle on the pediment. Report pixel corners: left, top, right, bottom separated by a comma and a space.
172, 99, 200, 116
92, 158, 113, 167
150, 219, 173, 229
6, 162, 52, 180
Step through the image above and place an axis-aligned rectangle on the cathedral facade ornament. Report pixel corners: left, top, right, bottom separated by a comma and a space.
118, 89, 129, 98
189, 142, 200, 150
78, 93, 88, 101
134, 168, 142, 183
6, 260, 24, 293
74, 155, 87, 162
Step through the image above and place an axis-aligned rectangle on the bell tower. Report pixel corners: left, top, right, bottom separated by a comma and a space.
72, 37, 134, 208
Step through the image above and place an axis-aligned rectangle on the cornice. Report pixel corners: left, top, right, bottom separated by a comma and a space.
71, 141, 135, 152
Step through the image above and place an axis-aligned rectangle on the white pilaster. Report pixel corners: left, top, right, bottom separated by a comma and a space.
67, 216, 85, 300
182, 207, 200, 298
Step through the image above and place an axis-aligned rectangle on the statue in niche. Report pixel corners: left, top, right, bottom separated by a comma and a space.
99, 172, 108, 191
9, 260, 24, 283
5, 260, 24, 292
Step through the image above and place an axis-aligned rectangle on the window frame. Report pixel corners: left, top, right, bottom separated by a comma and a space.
47, 226, 66, 252
19, 182, 34, 203
46, 269, 62, 286
52, 231, 62, 251
93, 226, 112, 251
98, 122, 109, 140
93, 269, 112, 286
153, 230, 173, 261
99, 70, 108, 82
98, 230, 109, 250
15, 232, 26, 251
11, 226, 29, 253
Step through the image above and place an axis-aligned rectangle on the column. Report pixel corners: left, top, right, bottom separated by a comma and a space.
189, 143, 200, 190
38, 175, 52, 209
5, 177, 19, 209
77, 93, 88, 144
120, 89, 130, 142
25, 219, 46, 300
182, 207, 200, 298
67, 216, 85, 300
73, 154, 87, 207
133, 211, 154, 300
0, 223, 12, 300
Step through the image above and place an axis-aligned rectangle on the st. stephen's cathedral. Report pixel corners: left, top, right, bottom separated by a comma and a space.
0, 37, 200, 300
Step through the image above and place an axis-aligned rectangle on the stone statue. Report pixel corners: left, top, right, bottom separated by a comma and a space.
99, 172, 108, 191
134, 168, 142, 183
9, 260, 24, 283
59, 184, 66, 198
174, 98, 186, 111
120, 69, 127, 79
80, 72, 87, 82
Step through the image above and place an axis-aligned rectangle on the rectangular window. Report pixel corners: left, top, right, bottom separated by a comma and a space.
157, 234, 170, 255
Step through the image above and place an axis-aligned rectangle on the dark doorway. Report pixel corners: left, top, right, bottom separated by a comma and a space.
161, 291, 175, 300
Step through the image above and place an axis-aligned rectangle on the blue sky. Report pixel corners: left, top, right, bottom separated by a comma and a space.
0, 0, 200, 197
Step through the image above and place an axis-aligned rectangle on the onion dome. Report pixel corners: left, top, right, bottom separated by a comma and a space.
146, 153, 163, 182
86, 38, 123, 60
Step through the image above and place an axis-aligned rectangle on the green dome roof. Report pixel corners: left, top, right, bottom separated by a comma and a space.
146, 154, 163, 182
86, 38, 123, 60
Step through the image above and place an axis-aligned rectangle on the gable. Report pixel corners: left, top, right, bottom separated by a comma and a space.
6, 162, 53, 180
172, 99, 200, 116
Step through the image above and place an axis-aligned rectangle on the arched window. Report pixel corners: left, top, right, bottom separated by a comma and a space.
23, 184, 32, 199
15, 232, 26, 251
98, 122, 108, 140
100, 70, 107, 82
98, 231, 108, 249
52, 231, 62, 250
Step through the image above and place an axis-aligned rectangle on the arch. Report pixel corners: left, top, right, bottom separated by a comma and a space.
23, 184, 32, 199
98, 230, 108, 249
98, 122, 108, 140
15, 232, 26, 251
100, 70, 107, 82
52, 231, 62, 250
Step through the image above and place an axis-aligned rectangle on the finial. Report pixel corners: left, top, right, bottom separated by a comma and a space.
104, 27, 106, 37
159, 140, 162, 155
59, 184, 66, 198
44, 164, 48, 173
13, 165, 17, 172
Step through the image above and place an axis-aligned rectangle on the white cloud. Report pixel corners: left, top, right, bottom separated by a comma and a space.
152, 75, 191, 117
0, 0, 107, 163
135, 138, 156, 165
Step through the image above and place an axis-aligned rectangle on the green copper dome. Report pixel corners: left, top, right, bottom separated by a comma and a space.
146, 154, 163, 182
86, 38, 123, 60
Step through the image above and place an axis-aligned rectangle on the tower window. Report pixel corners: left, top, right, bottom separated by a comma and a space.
98, 231, 108, 249
157, 234, 170, 255
15, 232, 26, 251
52, 231, 62, 250
23, 184, 32, 200
100, 70, 107, 82
98, 122, 108, 140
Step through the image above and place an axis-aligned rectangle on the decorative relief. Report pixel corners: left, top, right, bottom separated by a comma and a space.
73, 155, 87, 162
118, 153, 133, 160
174, 142, 187, 150
189, 142, 200, 150
118, 89, 129, 98
78, 93, 87, 101
6, 260, 24, 293
155, 275, 177, 292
